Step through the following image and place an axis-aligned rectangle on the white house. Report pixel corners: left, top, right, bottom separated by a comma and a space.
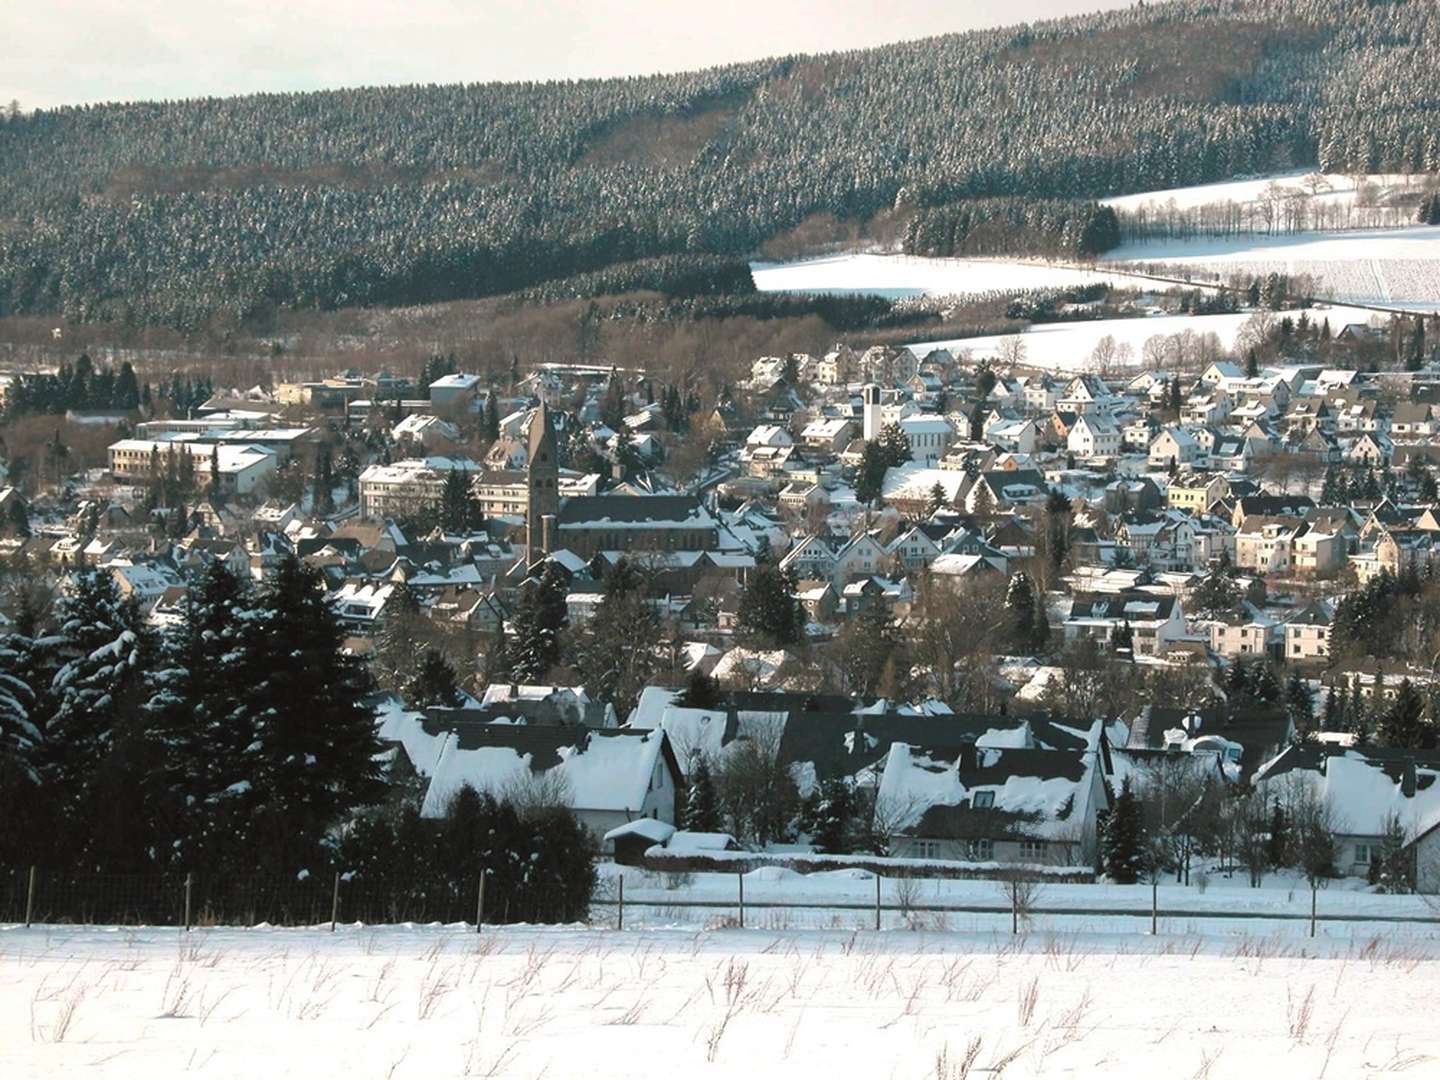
1068, 414, 1121, 458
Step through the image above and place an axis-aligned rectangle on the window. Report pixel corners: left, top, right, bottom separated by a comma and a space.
1353, 844, 1371, 866
914, 840, 942, 860
966, 839, 994, 861
972, 791, 995, 809
1019, 840, 1046, 861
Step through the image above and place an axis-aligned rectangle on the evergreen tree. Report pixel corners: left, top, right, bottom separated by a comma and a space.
1249, 661, 1281, 704
1419, 192, 1440, 227
1285, 672, 1314, 736
439, 468, 478, 533
43, 570, 156, 868
682, 754, 720, 833
1321, 686, 1340, 733
483, 391, 501, 443
677, 667, 721, 709
574, 557, 661, 718
144, 560, 257, 870
240, 556, 383, 870
855, 441, 889, 507
735, 562, 803, 647
114, 362, 140, 410
1378, 678, 1431, 749
372, 581, 426, 693
875, 422, 912, 467
405, 649, 463, 708
0, 621, 41, 867
1111, 619, 1134, 655
1266, 798, 1290, 868
504, 563, 568, 683
1005, 571, 1044, 653
926, 481, 947, 516
811, 777, 854, 854
314, 447, 335, 514
1101, 778, 1144, 884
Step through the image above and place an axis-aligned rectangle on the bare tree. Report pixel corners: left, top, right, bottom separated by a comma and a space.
996, 336, 1028, 369
714, 716, 798, 846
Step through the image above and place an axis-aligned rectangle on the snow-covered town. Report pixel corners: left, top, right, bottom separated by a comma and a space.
9, 1, 1440, 1075
4, 303, 1440, 897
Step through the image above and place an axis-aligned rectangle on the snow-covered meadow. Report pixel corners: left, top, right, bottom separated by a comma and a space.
751, 253, 1147, 300
1102, 225, 1440, 313
5, 918, 1438, 1080
905, 304, 1381, 373
1101, 170, 1428, 217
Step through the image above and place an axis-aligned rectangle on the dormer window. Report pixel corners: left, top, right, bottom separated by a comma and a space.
972, 790, 995, 809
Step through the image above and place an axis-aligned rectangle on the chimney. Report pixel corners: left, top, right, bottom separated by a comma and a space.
541, 513, 556, 555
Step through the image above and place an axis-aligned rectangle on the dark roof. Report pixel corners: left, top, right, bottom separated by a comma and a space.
1258, 743, 1440, 797
1238, 494, 1315, 516
776, 710, 1097, 783
556, 495, 712, 528
903, 747, 1088, 840
1132, 705, 1291, 781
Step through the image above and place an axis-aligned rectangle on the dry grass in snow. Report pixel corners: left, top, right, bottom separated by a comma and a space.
2, 924, 1437, 1079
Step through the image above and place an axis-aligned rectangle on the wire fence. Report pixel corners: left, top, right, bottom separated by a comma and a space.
589, 874, 1440, 939
6, 866, 1438, 940
0, 867, 586, 929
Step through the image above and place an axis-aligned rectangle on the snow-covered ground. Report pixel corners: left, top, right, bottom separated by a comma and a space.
1103, 226, 1440, 313
596, 864, 1437, 933
5, 920, 1437, 1079
1102, 170, 1427, 215
906, 304, 1381, 372
750, 253, 1148, 300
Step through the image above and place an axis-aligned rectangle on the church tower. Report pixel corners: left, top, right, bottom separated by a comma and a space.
525, 400, 559, 566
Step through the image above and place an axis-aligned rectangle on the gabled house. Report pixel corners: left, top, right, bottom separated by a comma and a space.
1068, 414, 1121, 458
1253, 745, 1440, 880
877, 742, 1107, 866
1285, 600, 1334, 663
1064, 592, 1185, 656
1149, 426, 1201, 469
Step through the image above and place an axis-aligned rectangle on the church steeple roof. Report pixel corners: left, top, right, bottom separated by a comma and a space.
527, 401, 554, 461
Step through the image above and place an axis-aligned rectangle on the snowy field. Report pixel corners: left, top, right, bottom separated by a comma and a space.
1103, 226, 1440, 313
1102, 170, 1427, 216
750, 253, 1150, 300
5, 919, 1439, 1080
905, 304, 1380, 372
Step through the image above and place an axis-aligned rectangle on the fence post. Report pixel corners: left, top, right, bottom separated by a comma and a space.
24, 866, 36, 928
1011, 883, 1018, 936
1150, 879, 1158, 936
617, 875, 624, 931
184, 872, 193, 933
476, 872, 486, 933
1310, 883, 1317, 939
330, 872, 341, 933
738, 873, 745, 929
874, 874, 881, 932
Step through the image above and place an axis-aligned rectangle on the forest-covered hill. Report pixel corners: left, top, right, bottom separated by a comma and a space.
2, 0, 1439, 330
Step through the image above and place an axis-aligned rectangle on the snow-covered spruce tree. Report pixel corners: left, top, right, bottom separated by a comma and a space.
503, 563, 568, 684
682, 754, 720, 833
574, 557, 661, 720
1005, 571, 1046, 653
735, 562, 803, 647
144, 560, 259, 872
404, 649, 463, 709
240, 555, 383, 872
0, 622, 40, 866
372, 580, 426, 692
43, 569, 156, 868
811, 777, 855, 855
1100, 778, 1144, 884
